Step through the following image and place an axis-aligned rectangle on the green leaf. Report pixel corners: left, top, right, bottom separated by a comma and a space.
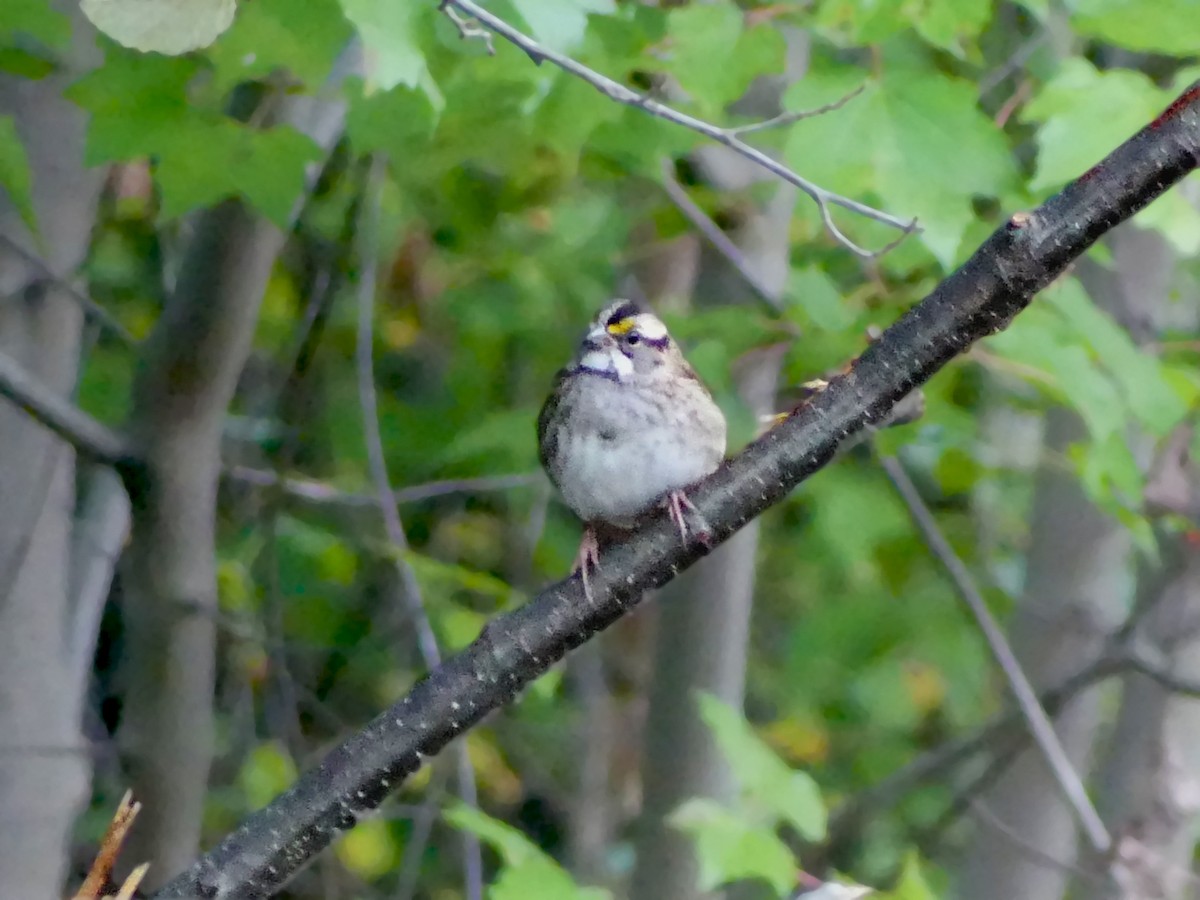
1023, 61, 1168, 191
670, 798, 796, 895
1073, 433, 1144, 510
2, 0, 71, 48
986, 305, 1126, 442
665, 4, 785, 113
0, 115, 36, 234
338, 0, 443, 106
445, 803, 543, 867
403, 550, 521, 604
1073, 0, 1200, 56
697, 693, 828, 841
445, 803, 610, 898
913, 0, 994, 58
881, 852, 936, 900
785, 60, 1016, 267
787, 266, 856, 332
0, 47, 57, 79
510, 0, 615, 53
207, 0, 352, 95
81, 0, 236, 55
67, 52, 201, 160
346, 82, 439, 155
1044, 279, 1190, 436
493, 859, 611, 900
334, 818, 400, 881
1135, 191, 1200, 256
68, 51, 319, 226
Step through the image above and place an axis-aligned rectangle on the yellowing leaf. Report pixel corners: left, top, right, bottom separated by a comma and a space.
335, 818, 400, 881
237, 742, 298, 810
81, 0, 236, 55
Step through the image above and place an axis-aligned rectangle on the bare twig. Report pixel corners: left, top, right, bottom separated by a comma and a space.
659, 159, 783, 310
1121, 641, 1200, 697
827, 651, 1123, 853
72, 791, 146, 900
0, 348, 131, 465
0, 234, 137, 345
226, 465, 539, 508
877, 452, 1112, 855
968, 798, 1105, 884
728, 84, 865, 135
439, 0, 494, 54
438, 0, 917, 257
354, 154, 483, 900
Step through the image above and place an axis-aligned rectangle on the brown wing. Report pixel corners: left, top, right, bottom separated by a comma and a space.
536, 367, 573, 487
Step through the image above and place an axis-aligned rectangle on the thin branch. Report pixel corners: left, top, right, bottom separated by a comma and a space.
154, 81, 1200, 900
0, 347, 131, 465
727, 84, 865, 135
967, 797, 1106, 884
877, 453, 1112, 855
1121, 642, 1200, 697
826, 651, 1124, 851
72, 791, 145, 900
439, 0, 494, 54
659, 159, 783, 310
226, 465, 539, 508
354, 154, 483, 900
0, 234, 138, 346
438, 0, 917, 257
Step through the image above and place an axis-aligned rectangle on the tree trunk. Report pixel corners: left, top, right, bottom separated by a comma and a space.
117, 53, 358, 883
0, 5, 106, 896
956, 408, 1128, 900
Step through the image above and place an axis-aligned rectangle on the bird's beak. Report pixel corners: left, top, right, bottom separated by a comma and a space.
582, 326, 614, 352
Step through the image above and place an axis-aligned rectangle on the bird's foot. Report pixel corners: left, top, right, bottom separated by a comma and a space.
666, 489, 712, 547
572, 526, 602, 605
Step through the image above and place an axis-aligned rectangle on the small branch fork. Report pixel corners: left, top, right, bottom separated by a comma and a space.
437, 0, 917, 258
152, 83, 1200, 900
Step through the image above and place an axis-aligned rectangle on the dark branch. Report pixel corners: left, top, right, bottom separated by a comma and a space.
0, 348, 132, 466
154, 82, 1200, 900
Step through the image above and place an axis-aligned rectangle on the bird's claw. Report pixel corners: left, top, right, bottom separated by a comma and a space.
667, 489, 711, 547
572, 526, 602, 606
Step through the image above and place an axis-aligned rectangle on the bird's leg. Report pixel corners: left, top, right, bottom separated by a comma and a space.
572, 525, 602, 605
666, 489, 712, 547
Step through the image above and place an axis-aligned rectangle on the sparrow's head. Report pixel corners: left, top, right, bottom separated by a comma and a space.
572, 299, 677, 382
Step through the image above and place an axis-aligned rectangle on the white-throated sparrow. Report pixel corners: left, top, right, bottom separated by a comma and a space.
538, 299, 727, 601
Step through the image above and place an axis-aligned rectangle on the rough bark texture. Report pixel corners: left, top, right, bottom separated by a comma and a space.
0, 6, 106, 897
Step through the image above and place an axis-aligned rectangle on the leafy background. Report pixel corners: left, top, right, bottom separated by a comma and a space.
2, 0, 1199, 897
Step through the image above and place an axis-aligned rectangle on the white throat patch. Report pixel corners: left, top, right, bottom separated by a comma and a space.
579, 347, 634, 381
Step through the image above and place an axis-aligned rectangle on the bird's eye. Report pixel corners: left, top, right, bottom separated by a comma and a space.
626, 332, 641, 345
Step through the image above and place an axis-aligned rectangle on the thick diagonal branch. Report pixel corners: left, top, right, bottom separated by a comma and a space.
155, 82, 1200, 900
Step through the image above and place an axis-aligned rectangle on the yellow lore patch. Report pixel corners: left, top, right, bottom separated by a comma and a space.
606, 317, 637, 335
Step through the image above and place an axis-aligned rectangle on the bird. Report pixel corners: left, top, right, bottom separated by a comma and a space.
537, 299, 727, 602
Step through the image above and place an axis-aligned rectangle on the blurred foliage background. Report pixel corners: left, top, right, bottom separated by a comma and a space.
3, 0, 1200, 898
